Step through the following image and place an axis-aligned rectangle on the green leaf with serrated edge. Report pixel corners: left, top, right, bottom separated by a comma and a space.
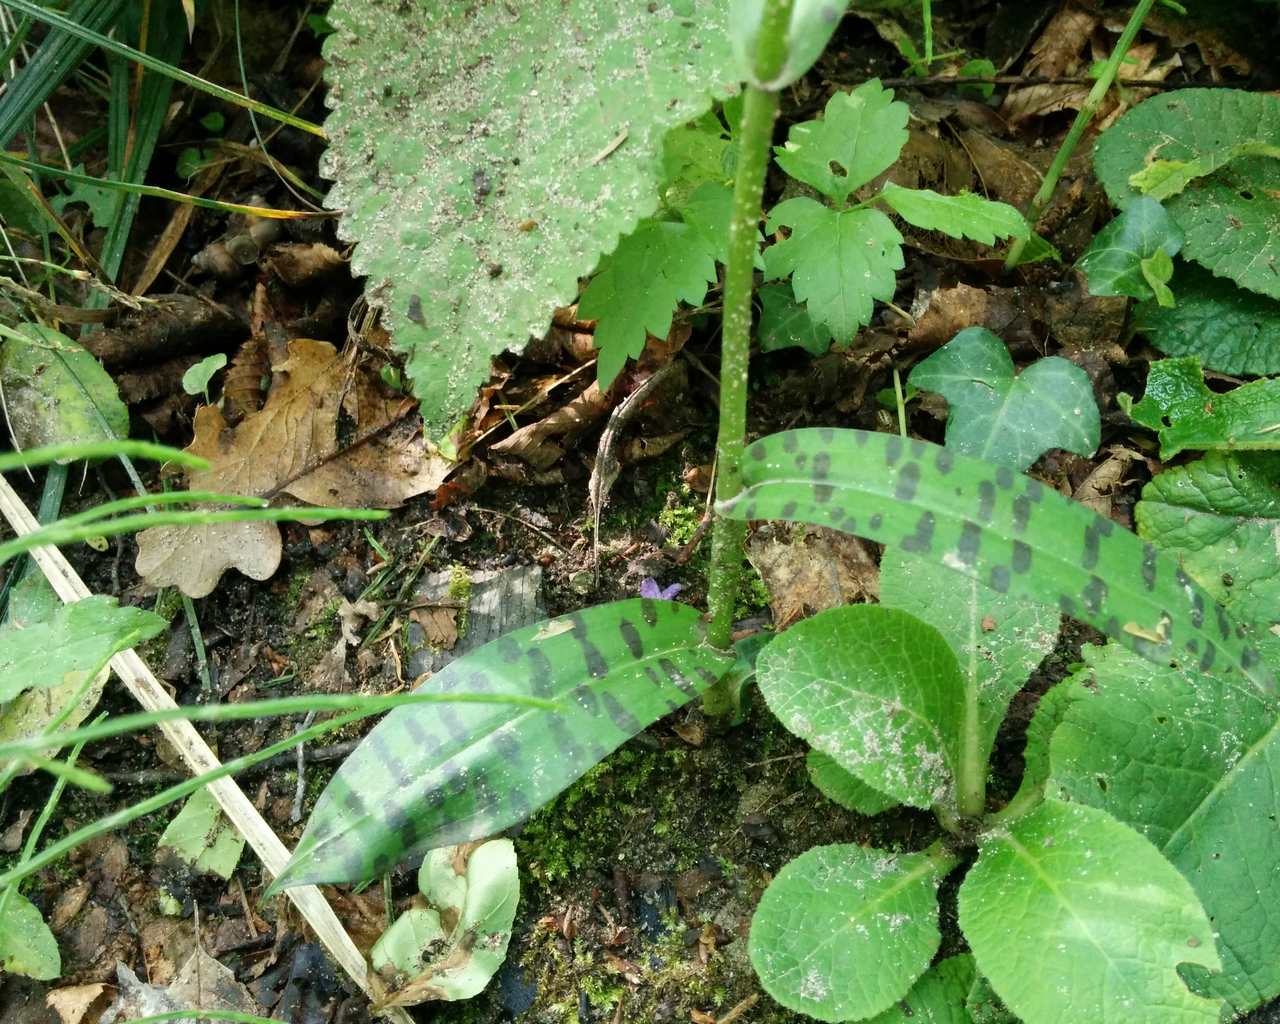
0, 324, 128, 454
773, 81, 909, 204
1094, 89, 1280, 299
806, 749, 898, 816
718, 429, 1275, 694
1136, 451, 1280, 639
1134, 264, 1280, 375
880, 183, 1027, 245
320, 1, 736, 436
372, 839, 518, 1003
908, 327, 1100, 472
0, 890, 60, 980
879, 548, 1059, 801
1007, 231, 1061, 266
0, 596, 166, 702
757, 282, 834, 355
1048, 644, 1280, 1014
730, 0, 850, 90
1128, 141, 1280, 201
662, 111, 732, 205
1076, 197, 1184, 302
868, 955, 977, 1024
157, 786, 245, 880
578, 219, 717, 389
1120, 356, 1280, 459
271, 599, 731, 889
758, 605, 964, 808
765, 198, 903, 343
679, 181, 763, 268
965, 972, 1015, 1024
959, 798, 1222, 1024
749, 843, 954, 1022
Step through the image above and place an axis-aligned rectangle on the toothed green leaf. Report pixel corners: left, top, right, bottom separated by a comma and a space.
718, 429, 1275, 695
273, 599, 731, 889
765, 198, 903, 342
880, 183, 1027, 245
772, 80, 909, 203
908, 327, 1100, 471
757, 282, 834, 355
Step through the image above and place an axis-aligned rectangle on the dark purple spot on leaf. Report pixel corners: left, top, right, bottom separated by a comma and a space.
895, 462, 921, 502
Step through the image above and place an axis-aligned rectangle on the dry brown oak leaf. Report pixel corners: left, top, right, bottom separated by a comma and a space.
136, 338, 448, 597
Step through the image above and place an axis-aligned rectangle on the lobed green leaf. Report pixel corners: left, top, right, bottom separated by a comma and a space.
719, 428, 1275, 694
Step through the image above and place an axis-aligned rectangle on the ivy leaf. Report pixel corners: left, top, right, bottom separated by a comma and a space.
867, 955, 977, 1024
719, 429, 1275, 694
772, 80, 909, 204
1133, 263, 1280, 375
1120, 356, 1280, 459
959, 798, 1222, 1024
1135, 451, 1280, 640
880, 182, 1028, 245
321, 0, 736, 435
1140, 247, 1176, 307
879, 548, 1059, 802
1049, 644, 1280, 1015
272, 599, 732, 889
757, 605, 964, 809
806, 749, 898, 816
749, 843, 952, 1021
764, 197, 903, 343
1094, 89, 1280, 299
757, 282, 834, 355
908, 327, 1100, 471
0, 890, 60, 980
578, 220, 717, 389
1076, 197, 1184, 303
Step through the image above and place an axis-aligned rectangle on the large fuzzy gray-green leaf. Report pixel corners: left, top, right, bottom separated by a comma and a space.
1134, 264, 1280, 375
908, 327, 1099, 471
867, 955, 977, 1024
1049, 644, 1280, 1014
959, 798, 1221, 1024
806, 749, 898, 816
749, 843, 952, 1022
321, 0, 735, 434
1093, 89, 1280, 299
272, 599, 731, 890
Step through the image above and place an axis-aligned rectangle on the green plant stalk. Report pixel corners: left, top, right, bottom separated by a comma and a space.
704, 1, 795, 712
1004, 0, 1155, 269
0, 438, 203, 473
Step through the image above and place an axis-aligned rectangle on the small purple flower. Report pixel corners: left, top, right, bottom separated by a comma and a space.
639, 577, 683, 601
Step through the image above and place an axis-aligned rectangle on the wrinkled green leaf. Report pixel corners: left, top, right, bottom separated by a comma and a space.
757, 282, 834, 355
879, 548, 1059, 799
719, 429, 1274, 694
180, 353, 227, 397
806, 749, 898, 816
1128, 140, 1280, 201
908, 327, 1100, 471
1120, 356, 1280, 459
1049, 644, 1280, 1014
578, 219, 717, 388
959, 798, 1221, 1024
1077, 197, 1184, 303
0, 890, 60, 980
730, 0, 849, 90
156, 786, 245, 881
273, 599, 732, 889
773, 81, 909, 203
0, 324, 127, 454
1140, 247, 1176, 307
0, 596, 165, 702
321, 0, 736, 435
759, 605, 964, 808
880, 183, 1027, 245
1094, 89, 1280, 299
764, 198, 903, 342
749, 843, 952, 1022
868, 955, 977, 1024
371, 838, 518, 1004
965, 972, 1015, 1023
1133, 263, 1280, 375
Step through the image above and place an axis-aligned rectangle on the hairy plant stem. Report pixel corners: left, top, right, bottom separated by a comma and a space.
703, 0, 794, 716
1003, 0, 1156, 270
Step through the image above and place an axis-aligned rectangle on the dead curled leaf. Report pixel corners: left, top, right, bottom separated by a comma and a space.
746, 523, 879, 630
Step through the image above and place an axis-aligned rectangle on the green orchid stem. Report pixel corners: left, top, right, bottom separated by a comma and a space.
704, 0, 794, 717
1003, 0, 1156, 270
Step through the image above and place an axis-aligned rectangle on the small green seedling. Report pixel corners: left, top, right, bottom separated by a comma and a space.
181, 352, 228, 403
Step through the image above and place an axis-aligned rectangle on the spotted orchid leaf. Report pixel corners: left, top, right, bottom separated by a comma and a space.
271, 600, 732, 890
718, 429, 1275, 695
